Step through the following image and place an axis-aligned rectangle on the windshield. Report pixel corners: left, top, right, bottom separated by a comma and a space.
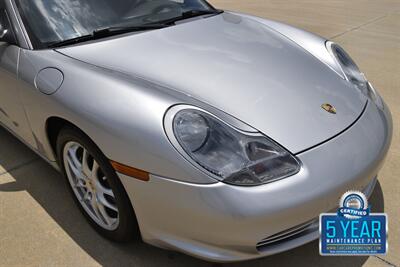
15, 0, 216, 48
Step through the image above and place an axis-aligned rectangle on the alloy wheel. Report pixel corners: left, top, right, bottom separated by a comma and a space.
63, 141, 119, 230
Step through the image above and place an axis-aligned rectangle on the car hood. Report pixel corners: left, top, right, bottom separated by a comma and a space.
57, 12, 366, 154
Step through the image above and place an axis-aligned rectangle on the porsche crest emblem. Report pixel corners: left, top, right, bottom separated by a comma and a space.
321, 103, 337, 114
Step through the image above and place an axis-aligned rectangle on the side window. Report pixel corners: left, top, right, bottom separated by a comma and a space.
0, 8, 17, 45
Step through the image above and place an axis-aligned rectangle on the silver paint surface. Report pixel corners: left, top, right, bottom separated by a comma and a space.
121, 101, 392, 262
57, 12, 367, 154
0, 4, 393, 262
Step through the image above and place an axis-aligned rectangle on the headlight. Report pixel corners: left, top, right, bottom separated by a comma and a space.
169, 108, 301, 186
327, 41, 383, 109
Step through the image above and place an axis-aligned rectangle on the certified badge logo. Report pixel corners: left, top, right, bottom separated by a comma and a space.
338, 191, 369, 219
320, 191, 388, 255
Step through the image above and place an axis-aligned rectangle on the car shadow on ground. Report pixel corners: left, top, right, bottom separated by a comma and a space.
0, 127, 384, 267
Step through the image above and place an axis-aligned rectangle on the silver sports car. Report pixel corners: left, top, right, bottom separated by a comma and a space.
0, 0, 392, 262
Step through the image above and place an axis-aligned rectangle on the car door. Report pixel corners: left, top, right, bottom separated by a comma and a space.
0, 4, 35, 147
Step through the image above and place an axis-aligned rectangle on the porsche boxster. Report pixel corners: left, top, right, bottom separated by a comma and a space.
0, 0, 392, 262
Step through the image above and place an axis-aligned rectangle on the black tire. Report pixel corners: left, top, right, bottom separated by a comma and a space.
56, 125, 140, 242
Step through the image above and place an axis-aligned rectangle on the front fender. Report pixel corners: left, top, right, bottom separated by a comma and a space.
18, 49, 217, 184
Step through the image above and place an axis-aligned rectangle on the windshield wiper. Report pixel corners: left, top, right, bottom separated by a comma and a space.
48, 10, 223, 48
48, 24, 169, 48
159, 9, 224, 25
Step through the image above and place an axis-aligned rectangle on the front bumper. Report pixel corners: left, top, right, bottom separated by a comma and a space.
119, 101, 392, 262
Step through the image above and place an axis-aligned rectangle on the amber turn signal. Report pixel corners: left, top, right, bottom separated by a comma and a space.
110, 160, 150, 181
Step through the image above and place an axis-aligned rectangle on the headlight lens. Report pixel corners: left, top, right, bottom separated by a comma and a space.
327, 42, 383, 109
173, 109, 301, 186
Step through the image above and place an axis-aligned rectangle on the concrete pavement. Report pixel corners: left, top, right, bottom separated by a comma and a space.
1, 1, 399, 266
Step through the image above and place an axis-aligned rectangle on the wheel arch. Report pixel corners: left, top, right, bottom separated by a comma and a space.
45, 116, 86, 160
47, 116, 141, 241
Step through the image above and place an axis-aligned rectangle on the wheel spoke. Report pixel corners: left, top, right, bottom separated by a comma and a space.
96, 179, 115, 197
66, 146, 90, 184
82, 149, 91, 177
68, 147, 82, 170
91, 161, 100, 179
67, 157, 82, 178
90, 196, 114, 226
97, 193, 118, 212
90, 197, 108, 225
97, 202, 113, 226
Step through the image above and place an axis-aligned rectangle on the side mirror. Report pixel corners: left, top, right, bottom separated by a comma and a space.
0, 10, 16, 45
